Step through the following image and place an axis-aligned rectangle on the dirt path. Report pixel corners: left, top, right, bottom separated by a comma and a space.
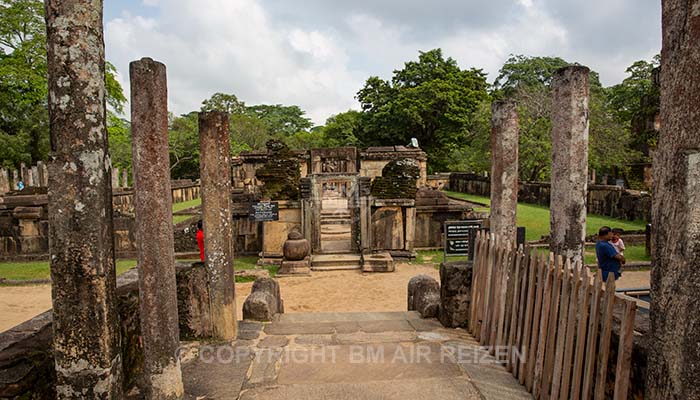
1, 264, 440, 333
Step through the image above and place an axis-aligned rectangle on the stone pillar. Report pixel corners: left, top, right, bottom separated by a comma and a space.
549, 66, 589, 264
12, 169, 19, 190
199, 111, 237, 340
0, 168, 9, 194
112, 166, 120, 190
25, 166, 34, 187
31, 166, 39, 187
647, 2, 700, 397
122, 168, 129, 188
130, 58, 184, 399
45, 0, 123, 397
37, 161, 47, 186
19, 162, 27, 183
489, 100, 519, 244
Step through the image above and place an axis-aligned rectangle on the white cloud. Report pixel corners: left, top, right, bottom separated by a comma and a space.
104, 0, 660, 124
106, 0, 361, 124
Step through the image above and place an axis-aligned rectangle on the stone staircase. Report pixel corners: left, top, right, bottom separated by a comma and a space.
310, 254, 361, 271
319, 208, 353, 253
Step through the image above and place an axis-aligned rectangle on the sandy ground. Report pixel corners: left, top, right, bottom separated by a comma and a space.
0, 284, 52, 333
0, 264, 439, 334
0, 266, 651, 334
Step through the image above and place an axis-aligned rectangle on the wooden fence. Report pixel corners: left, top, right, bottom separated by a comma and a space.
469, 231, 637, 400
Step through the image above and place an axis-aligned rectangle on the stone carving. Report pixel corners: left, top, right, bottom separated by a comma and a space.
255, 140, 301, 200
407, 275, 440, 318
242, 278, 284, 321
370, 158, 421, 199
279, 230, 311, 275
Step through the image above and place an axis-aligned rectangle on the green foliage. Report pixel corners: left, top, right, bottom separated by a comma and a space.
168, 112, 200, 180
107, 113, 132, 177
200, 92, 247, 115
356, 49, 490, 172
317, 110, 361, 147
247, 104, 313, 137
607, 56, 660, 158
0, 0, 125, 169
493, 55, 570, 96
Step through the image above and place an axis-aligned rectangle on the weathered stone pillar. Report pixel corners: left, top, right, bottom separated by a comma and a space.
0, 168, 9, 194
122, 168, 129, 188
112, 166, 120, 190
20, 162, 27, 183
489, 100, 519, 244
199, 112, 237, 340
25, 166, 34, 187
31, 166, 39, 187
549, 66, 589, 264
12, 169, 19, 190
647, 2, 700, 397
130, 58, 184, 399
45, 0, 123, 397
37, 161, 47, 186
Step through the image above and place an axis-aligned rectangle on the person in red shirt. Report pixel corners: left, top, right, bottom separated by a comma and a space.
196, 220, 205, 261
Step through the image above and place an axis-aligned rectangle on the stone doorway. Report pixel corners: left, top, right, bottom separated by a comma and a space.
319, 176, 354, 254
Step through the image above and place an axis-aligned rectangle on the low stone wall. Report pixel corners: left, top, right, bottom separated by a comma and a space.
0, 183, 201, 260
449, 173, 651, 222
0, 263, 210, 398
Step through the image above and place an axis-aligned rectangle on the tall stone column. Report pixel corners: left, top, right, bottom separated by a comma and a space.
37, 161, 47, 186
12, 169, 19, 190
549, 66, 589, 264
112, 167, 120, 189
647, 1, 700, 397
130, 58, 184, 399
0, 168, 9, 194
122, 168, 129, 188
489, 100, 519, 244
199, 112, 237, 340
45, 0, 123, 397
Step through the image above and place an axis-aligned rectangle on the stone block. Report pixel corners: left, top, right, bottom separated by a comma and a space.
278, 257, 311, 276
18, 219, 39, 237
371, 206, 404, 250
176, 263, 213, 339
361, 252, 395, 272
407, 274, 440, 318
438, 262, 473, 328
11, 206, 42, 220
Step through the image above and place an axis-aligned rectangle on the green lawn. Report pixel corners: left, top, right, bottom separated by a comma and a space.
0, 255, 270, 283
172, 198, 201, 214
0, 259, 137, 281
442, 191, 647, 241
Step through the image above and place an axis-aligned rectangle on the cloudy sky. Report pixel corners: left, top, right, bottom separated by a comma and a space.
104, 0, 661, 125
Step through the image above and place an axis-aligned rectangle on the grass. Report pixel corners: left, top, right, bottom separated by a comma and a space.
0, 260, 137, 281
584, 244, 650, 265
442, 191, 647, 241
410, 249, 467, 269
172, 198, 201, 214
0, 255, 272, 283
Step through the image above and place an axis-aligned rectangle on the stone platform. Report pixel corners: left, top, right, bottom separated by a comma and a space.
179, 312, 531, 400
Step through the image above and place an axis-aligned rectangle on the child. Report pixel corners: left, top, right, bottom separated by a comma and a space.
196, 220, 205, 262
610, 228, 625, 255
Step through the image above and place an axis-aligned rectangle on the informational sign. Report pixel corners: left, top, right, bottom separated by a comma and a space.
249, 201, 279, 222
444, 220, 482, 261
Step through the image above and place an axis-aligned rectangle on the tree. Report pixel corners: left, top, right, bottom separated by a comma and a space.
168, 112, 200, 180
247, 104, 313, 137
316, 110, 361, 147
0, 0, 126, 168
356, 49, 490, 172
200, 92, 246, 115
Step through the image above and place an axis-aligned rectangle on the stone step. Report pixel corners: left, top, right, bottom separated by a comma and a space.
320, 218, 353, 225
319, 240, 353, 253
311, 254, 361, 271
321, 225, 351, 235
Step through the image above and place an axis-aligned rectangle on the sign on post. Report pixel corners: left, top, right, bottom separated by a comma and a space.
444, 220, 482, 262
249, 201, 279, 222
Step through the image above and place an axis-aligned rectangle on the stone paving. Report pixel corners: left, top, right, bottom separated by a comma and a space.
180, 312, 532, 399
